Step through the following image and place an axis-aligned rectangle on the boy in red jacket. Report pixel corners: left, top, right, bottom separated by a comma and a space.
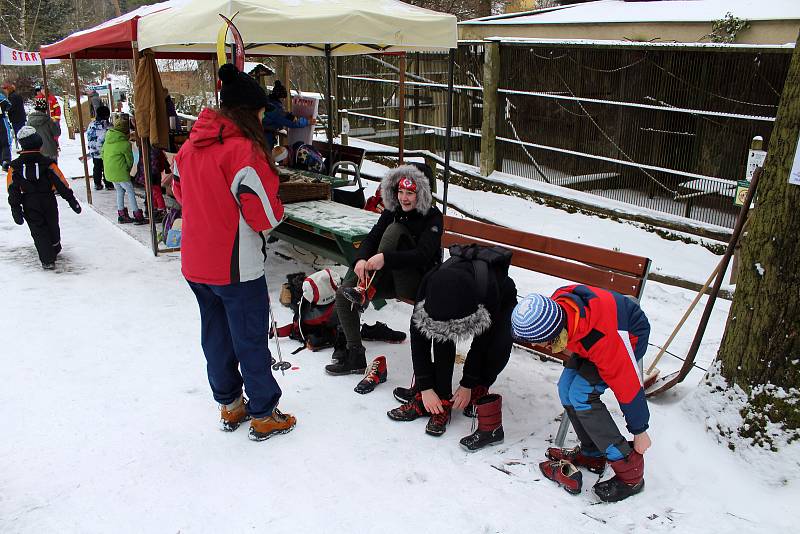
512, 287, 651, 502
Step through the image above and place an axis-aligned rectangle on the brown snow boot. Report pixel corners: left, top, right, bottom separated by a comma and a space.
459, 393, 504, 451
219, 395, 250, 432
249, 407, 297, 441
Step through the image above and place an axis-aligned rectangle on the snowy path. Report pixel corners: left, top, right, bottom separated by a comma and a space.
1, 113, 797, 533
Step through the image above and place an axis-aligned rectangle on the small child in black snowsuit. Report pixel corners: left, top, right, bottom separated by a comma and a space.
6, 126, 82, 270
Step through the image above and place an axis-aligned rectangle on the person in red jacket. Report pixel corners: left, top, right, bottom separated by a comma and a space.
33, 84, 61, 122
511, 286, 651, 502
173, 64, 296, 442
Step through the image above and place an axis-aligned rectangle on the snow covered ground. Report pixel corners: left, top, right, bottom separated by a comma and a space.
2, 105, 797, 533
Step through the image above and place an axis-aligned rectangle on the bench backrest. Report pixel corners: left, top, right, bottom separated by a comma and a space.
442, 217, 651, 360
443, 217, 650, 299
312, 141, 365, 167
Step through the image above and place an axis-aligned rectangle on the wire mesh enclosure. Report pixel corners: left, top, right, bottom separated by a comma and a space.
336, 41, 791, 228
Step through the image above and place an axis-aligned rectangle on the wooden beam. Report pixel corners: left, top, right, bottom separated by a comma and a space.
69, 55, 92, 205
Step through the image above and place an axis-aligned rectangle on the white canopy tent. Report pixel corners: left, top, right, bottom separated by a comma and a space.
40, 0, 459, 256
137, 0, 457, 56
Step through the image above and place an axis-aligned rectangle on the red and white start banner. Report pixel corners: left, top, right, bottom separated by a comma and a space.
0, 44, 60, 66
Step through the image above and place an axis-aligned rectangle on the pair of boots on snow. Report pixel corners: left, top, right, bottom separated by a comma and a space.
387, 384, 504, 450
539, 445, 645, 502
117, 207, 147, 225
218, 395, 296, 442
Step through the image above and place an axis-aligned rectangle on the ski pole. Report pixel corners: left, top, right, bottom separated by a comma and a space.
269, 307, 289, 376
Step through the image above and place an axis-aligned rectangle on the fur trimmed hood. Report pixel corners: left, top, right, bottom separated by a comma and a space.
380, 165, 433, 215
412, 300, 492, 343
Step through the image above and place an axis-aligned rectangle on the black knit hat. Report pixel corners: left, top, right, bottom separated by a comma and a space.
271, 80, 288, 100
17, 126, 43, 150
96, 105, 110, 121
218, 63, 269, 110
412, 268, 492, 343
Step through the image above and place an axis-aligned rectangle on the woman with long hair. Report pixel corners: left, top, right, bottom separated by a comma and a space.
173, 64, 295, 441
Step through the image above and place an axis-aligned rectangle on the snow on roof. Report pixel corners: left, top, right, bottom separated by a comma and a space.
462, 0, 800, 25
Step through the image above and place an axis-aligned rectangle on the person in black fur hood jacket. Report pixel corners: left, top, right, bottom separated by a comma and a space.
387, 244, 517, 447
325, 164, 443, 378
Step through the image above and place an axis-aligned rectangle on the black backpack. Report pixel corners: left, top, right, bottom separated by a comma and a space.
441, 243, 513, 301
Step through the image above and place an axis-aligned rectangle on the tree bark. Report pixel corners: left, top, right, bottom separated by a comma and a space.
716, 32, 800, 441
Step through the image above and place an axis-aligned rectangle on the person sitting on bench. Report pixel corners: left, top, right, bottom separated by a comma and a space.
325, 165, 442, 378
511, 288, 651, 502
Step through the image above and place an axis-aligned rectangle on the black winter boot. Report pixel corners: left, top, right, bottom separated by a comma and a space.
118, 208, 133, 223
324, 345, 367, 375
459, 394, 504, 452
393, 384, 417, 403
330, 327, 347, 363
387, 393, 428, 421
132, 209, 148, 225
594, 451, 645, 502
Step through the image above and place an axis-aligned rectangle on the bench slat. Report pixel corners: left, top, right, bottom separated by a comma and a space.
445, 217, 649, 277
442, 234, 644, 297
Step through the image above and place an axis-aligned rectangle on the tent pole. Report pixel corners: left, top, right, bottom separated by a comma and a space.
69, 55, 93, 206
398, 53, 406, 164
442, 48, 455, 217
212, 56, 219, 108
40, 58, 52, 119
142, 137, 158, 256
325, 44, 334, 172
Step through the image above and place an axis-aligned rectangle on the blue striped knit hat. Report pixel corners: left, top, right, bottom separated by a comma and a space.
511, 294, 566, 343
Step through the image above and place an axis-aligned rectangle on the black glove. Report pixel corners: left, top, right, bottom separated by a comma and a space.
11, 208, 24, 225
70, 201, 82, 214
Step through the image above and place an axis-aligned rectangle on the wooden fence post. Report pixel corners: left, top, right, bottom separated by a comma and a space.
480, 42, 500, 177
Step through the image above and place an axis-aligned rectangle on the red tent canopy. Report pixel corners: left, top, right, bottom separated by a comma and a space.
40, 1, 209, 60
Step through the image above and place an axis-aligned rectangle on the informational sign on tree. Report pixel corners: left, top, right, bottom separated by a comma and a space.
287, 94, 319, 147
735, 143, 768, 206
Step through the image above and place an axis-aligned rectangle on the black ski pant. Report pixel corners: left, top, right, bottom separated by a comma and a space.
558, 356, 632, 461
23, 193, 61, 265
92, 158, 111, 188
335, 222, 422, 349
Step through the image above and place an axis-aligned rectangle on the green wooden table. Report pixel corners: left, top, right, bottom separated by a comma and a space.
273, 200, 379, 269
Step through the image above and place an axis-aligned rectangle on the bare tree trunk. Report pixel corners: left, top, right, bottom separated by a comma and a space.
716, 31, 800, 447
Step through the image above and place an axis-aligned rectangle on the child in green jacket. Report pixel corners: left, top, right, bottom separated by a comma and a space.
102, 117, 145, 224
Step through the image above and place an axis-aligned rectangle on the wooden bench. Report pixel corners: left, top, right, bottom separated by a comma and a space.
441, 216, 651, 445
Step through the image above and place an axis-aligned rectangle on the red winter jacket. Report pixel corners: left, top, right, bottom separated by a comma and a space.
553, 284, 651, 434
173, 108, 284, 285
